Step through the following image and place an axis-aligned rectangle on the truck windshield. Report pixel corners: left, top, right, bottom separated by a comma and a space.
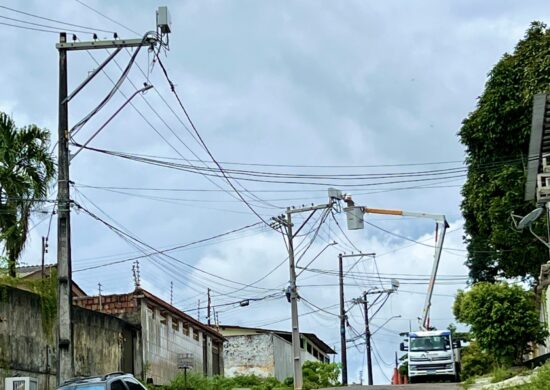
410, 335, 450, 352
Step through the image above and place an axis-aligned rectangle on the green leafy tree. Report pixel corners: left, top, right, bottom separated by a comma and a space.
459, 22, 550, 281
453, 282, 547, 365
0, 112, 55, 276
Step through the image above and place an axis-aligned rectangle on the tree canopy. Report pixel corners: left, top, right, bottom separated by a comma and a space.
453, 282, 547, 365
0, 112, 55, 276
459, 22, 550, 281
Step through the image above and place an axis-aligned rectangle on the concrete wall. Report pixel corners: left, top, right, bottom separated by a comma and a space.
141, 304, 207, 385
0, 287, 56, 390
73, 307, 139, 376
0, 287, 138, 390
224, 334, 275, 378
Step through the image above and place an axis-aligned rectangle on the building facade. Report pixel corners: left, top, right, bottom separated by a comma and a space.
219, 325, 335, 381
75, 288, 224, 385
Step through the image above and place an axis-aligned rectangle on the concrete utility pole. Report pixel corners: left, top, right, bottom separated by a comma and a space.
285, 209, 302, 390
54, 11, 169, 381
338, 252, 375, 385
273, 188, 345, 390
363, 291, 373, 386
56, 32, 72, 384
338, 254, 346, 385
353, 282, 399, 386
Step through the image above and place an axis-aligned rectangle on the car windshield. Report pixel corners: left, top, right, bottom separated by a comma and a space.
59, 384, 105, 390
410, 335, 450, 352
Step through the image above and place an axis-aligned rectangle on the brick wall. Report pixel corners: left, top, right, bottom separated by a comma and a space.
74, 293, 139, 316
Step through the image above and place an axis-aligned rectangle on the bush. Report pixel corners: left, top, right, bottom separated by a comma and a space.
166, 372, 290, 390
460, 341, 495, 380
165, 362, 339, 390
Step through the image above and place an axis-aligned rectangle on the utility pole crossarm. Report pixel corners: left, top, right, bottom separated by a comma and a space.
56, 36, 157, 51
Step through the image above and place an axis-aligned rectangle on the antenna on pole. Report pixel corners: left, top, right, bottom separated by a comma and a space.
98, 283, 103, 311
170, 281, 174, 306
135, 260, 141, 287
197, 299, 201, 321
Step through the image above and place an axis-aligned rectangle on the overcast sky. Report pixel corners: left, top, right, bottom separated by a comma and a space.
2, 0, 549, 385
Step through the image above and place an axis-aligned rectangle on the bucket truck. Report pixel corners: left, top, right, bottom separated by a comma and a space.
343, 199, 461, 383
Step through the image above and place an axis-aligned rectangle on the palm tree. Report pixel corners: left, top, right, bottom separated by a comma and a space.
0, 112, 55, 277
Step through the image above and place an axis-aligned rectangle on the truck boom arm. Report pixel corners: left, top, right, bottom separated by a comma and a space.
352, 205, 449, 330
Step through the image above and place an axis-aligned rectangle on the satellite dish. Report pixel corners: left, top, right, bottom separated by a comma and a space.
518, 207, 544, 230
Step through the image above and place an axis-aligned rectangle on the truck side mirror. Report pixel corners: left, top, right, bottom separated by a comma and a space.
452, 340, 461, 348
400, 342, 408, 351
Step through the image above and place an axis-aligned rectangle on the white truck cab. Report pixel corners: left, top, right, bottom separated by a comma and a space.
400, 330, 461, 383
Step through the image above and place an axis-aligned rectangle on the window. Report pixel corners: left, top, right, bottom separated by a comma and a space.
307, 343, 313, 354
182, 322, 190, 336
124, 379, 147, 390
160, 311, 167, 325
109, 381, 126, 390
410, 335, 450, 352
300, 338, 305, 349
172, 318, 179, 331
193, 328, 199, 341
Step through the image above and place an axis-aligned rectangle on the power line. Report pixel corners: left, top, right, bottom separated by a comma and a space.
0, 20, 60, 34
0, 5, 115, 33
72, 0, 139, 36
73, 218, 264, 272
75, 202, 286, 302
154, 54, 274, 228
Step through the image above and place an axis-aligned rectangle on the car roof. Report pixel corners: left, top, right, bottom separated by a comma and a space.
60, 373, 136, 387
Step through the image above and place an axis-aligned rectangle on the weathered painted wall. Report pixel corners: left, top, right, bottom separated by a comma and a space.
141, 305, 206, 385
0, 287, 138, 390
223, 333, 331, 381
272, 335, 293, 381
223, 334, 275, 378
